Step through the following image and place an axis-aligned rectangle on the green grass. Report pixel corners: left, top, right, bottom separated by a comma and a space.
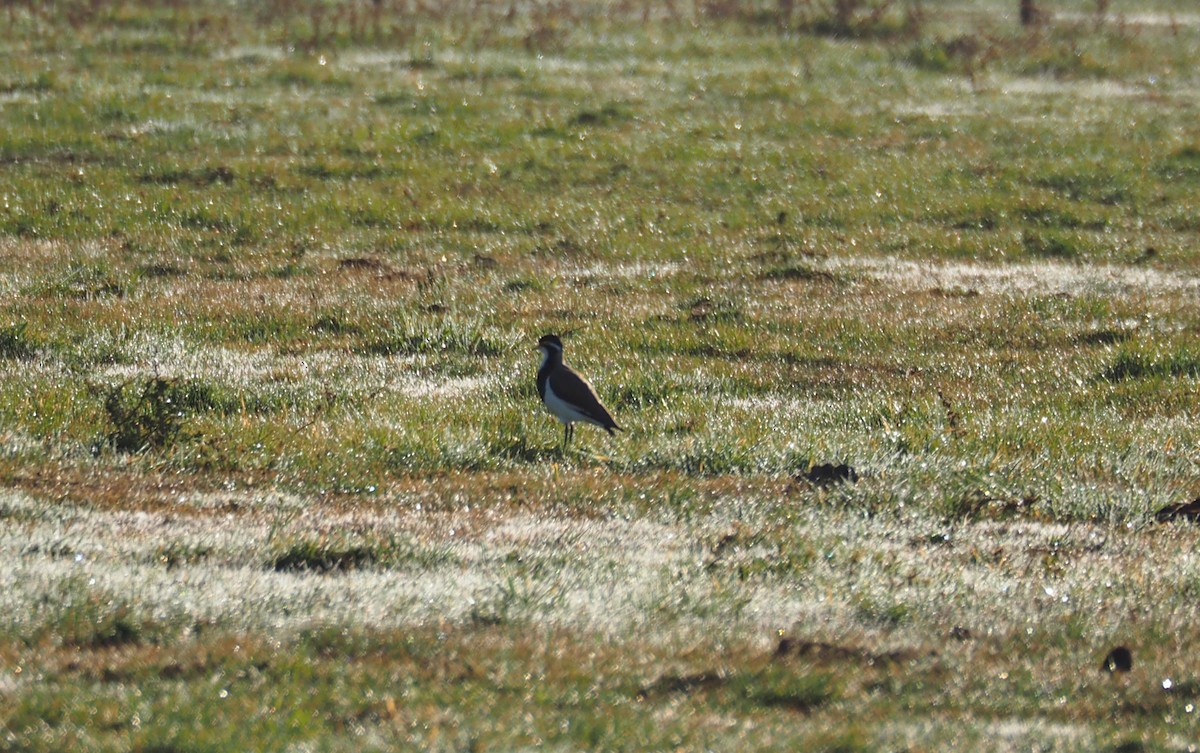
2, 1, 1200, 750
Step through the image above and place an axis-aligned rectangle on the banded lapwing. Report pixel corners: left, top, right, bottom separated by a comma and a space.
535, 333, 622, 450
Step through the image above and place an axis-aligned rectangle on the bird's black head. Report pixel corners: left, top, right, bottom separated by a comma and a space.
537, 333, 564, 352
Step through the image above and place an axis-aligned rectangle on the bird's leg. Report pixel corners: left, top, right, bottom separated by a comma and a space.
563, 422, 570, 451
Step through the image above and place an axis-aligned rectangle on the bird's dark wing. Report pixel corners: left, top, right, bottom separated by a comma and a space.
548, 366, 622, 433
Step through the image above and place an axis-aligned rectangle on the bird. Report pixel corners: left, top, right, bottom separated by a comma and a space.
534, 333, 622, 450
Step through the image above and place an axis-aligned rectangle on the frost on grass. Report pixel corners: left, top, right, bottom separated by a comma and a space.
0, 429, 53, 460
3, 484, 1200, 653
0, 491, 687, 636
97, 334, 492, 400
981, 719, 1092, 749
998, 78, 1146, 99
100, 337, 278, 387
832, 257, 1200, 298
0, 239, 114, 295
564, 261, 681, 281
398, 375, 491, 399
336, 49, 420, 71
1054, 11, 1200, 28
212, 44, 286, 62
891, 98, 979, 120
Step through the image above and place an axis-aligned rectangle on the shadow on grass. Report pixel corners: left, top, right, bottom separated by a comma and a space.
1097, 349, 1200, 382
638, 664, 836, 715
270, 541, 378, 573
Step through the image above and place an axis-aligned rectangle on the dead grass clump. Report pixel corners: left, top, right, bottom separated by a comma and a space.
948, 489, 1042, 522
775, 636, 931, 666
906, 33, 999, 77
138, 165, 235, 186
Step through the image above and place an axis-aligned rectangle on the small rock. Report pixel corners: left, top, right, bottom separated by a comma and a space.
1102, 646, 1133, 673
928, 532, 952, 546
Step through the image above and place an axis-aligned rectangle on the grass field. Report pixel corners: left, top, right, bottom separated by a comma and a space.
2, 0, 1200, 750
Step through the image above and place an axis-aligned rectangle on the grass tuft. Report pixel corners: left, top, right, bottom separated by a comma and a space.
30, 264, 130, 300
0, 322, 38, 360
357, 316, 510, 357
1021, 230, 1078, 259
731, 666, 837, 714
1099, 349, 1200, 382
99, 377, 199, 453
